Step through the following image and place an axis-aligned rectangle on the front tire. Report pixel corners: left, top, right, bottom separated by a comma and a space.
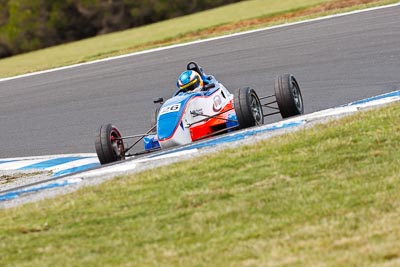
95, 124, 125, 165
234, 87, 264, 129
274, 74, 304, 118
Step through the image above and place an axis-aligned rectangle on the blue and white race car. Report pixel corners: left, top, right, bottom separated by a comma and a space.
95, 62, 304, 164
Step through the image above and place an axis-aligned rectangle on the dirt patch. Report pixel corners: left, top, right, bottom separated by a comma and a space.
0, 172, 44, 185
0, 170, 49, 191
0, 174, 19, 184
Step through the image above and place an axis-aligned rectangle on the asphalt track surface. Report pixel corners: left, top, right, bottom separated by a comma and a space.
1, 5, 399, 158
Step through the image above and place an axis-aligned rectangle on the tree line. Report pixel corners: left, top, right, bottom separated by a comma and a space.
0, 0, 242, 59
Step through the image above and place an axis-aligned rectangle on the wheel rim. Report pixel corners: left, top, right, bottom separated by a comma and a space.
250, 93, 263, 125
110, 128, 124, 160
291, 81, 303, 111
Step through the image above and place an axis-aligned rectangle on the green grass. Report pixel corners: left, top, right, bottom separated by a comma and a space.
0, 0, 398, 78
1, 102, 399, 266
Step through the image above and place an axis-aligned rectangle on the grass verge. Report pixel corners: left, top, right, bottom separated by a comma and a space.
1, 102, 399, 266
0, 0, 398, 78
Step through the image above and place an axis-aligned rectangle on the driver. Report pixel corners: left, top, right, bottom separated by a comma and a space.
176, 62, 215, 94
177, 70, 204, 93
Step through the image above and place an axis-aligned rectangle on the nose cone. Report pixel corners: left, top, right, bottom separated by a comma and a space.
157, 94, 191, 141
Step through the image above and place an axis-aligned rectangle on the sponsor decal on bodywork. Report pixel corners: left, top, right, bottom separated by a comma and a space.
213, 95, 223, 112
190, 108, 204, 117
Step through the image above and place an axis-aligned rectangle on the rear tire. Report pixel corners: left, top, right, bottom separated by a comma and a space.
274, 74, 304, 118
234, 87, 264, 129
95, 124, 125, 165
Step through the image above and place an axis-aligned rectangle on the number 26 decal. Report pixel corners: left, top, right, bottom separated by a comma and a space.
160, 103, 181, 114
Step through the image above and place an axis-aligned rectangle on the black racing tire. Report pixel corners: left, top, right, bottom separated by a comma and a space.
274, 74, 304, 118
234, 87, 264, 129
95, 124, 125, 165
150, 106, 160, 133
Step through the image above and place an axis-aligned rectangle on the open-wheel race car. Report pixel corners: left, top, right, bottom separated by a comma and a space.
95, 62, 304, 165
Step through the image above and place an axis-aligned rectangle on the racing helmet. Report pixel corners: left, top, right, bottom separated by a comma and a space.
177, 70, 203, 92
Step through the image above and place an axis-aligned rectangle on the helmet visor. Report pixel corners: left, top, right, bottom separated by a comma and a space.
180, 77, 200, 92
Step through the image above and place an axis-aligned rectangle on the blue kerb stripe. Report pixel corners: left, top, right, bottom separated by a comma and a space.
52, 163, 100, 177
151, 120, 305, 158
0, 180, 79, 201
18, 157, 87, 170
0, 160, 19, 164
344, 90, 400, 106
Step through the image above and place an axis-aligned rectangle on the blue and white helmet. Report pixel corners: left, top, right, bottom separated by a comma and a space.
177, 70, 203, 92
